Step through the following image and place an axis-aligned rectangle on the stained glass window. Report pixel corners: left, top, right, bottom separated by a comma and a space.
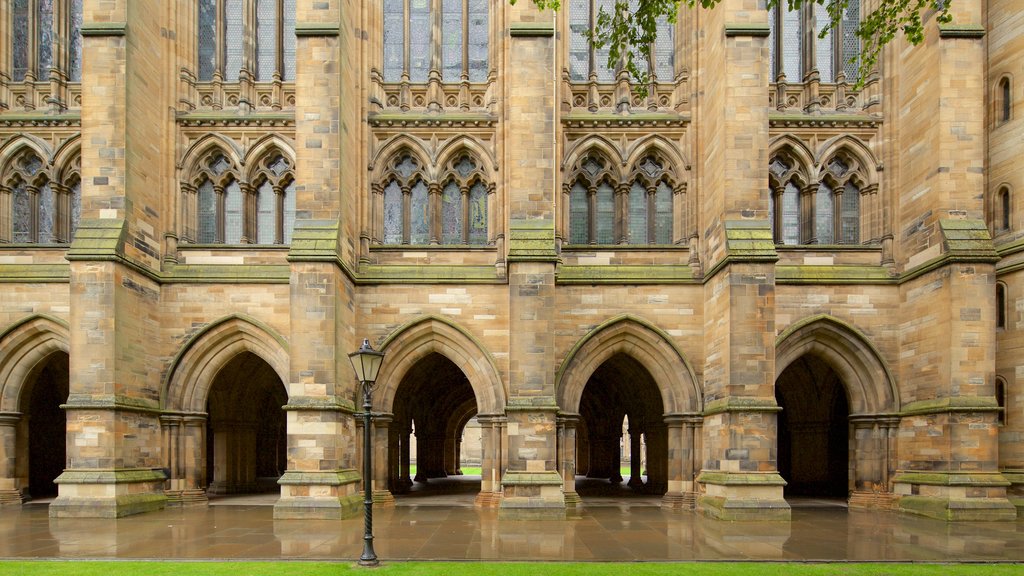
569, 182, 589, 244
409, 181, 429, 244
781, 5, 801, 80
383, 181, 403, 245
283, 182, 296, 243
256, 0, 278, 81
257, 181, 277, 244
383, 0, 404, 81
38, 183, 54, 243
12, 184, 31, 243
468, 182, 487, 245
628, 182, 647, 244
842, 0, 860, 81
198, 0, 217, 81
595, 182, 614, 244
840, 183, 859, 244
570, 0, 671, 83
70, 180, 82, 240
198, 0, 295, 84
224, 0, 243, 81
816, 183, 834, 244
467, 0, 489, 82
568, 0, 590, 81
780, 182, 800, 246
654, 181, 672, 244
770, 1, 859, 84
197, 181, 217, 243
409, 0, 431, 82
387, 0, 486, 84
814, 4, 833, 83
442, 0, 464, 81
442, 182, 463, 244
10, 0, 82, 85
223, 181, 243, 243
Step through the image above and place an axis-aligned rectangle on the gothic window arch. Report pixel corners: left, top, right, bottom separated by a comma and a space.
382, 0, 489, 83
768, 150, 806, 246
182, 148, 242, 244
567, 150, 617, 245
997, 282, 1008, 331
816, 152, 863, 245
626, 152, 675, 245
995, 376, 1007, 426
249, 152, 296, 245
439, 152, 490, 245
375, 148, 490, 246
567, 0, 674, 83
768, 0, 859, 83
197, 0, 296, 83
9, 0, 83, 84
0, 147, 82, 244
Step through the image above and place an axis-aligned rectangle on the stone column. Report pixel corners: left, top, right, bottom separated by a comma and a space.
475, 414, 505, 507
160, 415, 183, 503
497, 1, 563, 519
646, 422, 668, 494
627, 426, 644, 488
372, 414, 394, 505
662, 415, 686, 509
399, 423, 413, 491
0, 413, 22, 505
180, 414, 208, 504
557, 414, 580, 507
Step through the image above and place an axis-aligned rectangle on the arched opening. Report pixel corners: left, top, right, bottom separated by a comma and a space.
204, 351, 287, 496
776, 355, 850, 500
575, 353, 666, 498
389, 352, 481, 499
19, 351, 69, 500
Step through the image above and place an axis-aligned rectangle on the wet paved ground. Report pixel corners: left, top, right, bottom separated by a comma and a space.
2, 478, 1024, 562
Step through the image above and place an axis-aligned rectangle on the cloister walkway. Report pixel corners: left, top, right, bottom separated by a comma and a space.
2, 478, 1023, 562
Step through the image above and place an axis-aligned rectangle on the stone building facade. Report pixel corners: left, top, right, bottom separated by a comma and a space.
0, 0, 1020, 522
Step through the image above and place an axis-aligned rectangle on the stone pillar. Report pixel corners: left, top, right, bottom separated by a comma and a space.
646, 422, 668, 494
475, 414, 505, 507
557, 414, 580, 507
662, 415, 685, 508
53, 0, 169, 519
627, 426, 644, 488
160, 415, 183, 503
847, 415, 899, 510
387, 424, 400, 493
0, 413, 22, 505
180, 414, 207, 504
372, 414, 394, 505
399, 423, 413, 491
497, 1, 563, 519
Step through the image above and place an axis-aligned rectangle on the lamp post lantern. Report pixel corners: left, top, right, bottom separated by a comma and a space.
349, 338, 384, 567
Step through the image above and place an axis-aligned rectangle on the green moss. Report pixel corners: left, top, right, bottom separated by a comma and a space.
703, 397, 780, 416
892, 471, 1010, 487
900, 396, 999, 416
696, 472, 787, 486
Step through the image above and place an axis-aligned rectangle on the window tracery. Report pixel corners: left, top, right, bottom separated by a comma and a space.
769, 145, 869, 246
565, 149, 677, 246
0, 147, 80, 244
181, 146, 295, 245
768, 0, 860, 84
374, 148, 491, 246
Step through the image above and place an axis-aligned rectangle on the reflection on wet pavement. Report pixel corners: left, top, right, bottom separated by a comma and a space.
2, 497, 1023, 562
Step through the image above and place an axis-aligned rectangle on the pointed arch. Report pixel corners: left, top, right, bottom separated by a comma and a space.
775, 314, 898, 415
375, 316, 506, 416
623, 134, 688, 183
816, 134, 879, 187
162, 315, 290, 413
0, 315, 70, 413
0, 135, 53, 173
178, 133, 245, 174
555, 315, 701, 415
562, 135, 626, 180
243, 135, 296, 183
369, 134, 432, 183
768, 134, 815, 184
435, 135, 498, 179
51, 135, 82, 178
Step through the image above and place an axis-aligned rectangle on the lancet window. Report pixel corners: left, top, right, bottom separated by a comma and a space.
197, 0, 296, 82
566, 150, 675, 246
181, 148, 295, 245
382, 0, 489, 83
768, 0, 860, 83
375, 149, 490, 246
9, 0, 83, 83
0, 148, 80, 244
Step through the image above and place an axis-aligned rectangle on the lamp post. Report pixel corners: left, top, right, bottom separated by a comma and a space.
349, 338, 385, 567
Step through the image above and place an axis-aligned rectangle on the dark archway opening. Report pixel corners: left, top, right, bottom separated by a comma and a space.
204, 352, 287, 495
576, 353, 666, 498
390, 353, 480, 499
776, 355, 850, 499
22, 352, 69, 500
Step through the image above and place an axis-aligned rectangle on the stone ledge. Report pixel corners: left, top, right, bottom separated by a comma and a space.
698, 495, 791, 521
900, 396, 999, 416
892, 471, 1011, 487
703, 397, 781, 416
277, 470, 361, 486
697, 471, 788, 486
49, 493, 167, 518
54, 469, 167, 484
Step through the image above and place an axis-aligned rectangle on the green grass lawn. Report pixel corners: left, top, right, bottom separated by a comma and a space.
0, 561, 1019, 576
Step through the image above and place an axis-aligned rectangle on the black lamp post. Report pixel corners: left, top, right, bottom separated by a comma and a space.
349, 338, 385, 567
